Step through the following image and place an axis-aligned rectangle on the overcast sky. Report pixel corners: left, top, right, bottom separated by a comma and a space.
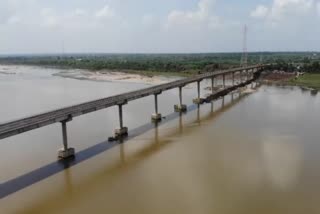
0, 0, 320, 54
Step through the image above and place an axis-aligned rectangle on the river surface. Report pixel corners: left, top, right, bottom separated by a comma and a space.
0, 65, 320, 214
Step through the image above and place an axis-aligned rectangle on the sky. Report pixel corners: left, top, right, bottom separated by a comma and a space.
0, 0, 320, 54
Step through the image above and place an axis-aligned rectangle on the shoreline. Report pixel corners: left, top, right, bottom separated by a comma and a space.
53, 69, 183, 85
261, 71, 320, 91
0, 64, 183, 85
0, 62, 197, 78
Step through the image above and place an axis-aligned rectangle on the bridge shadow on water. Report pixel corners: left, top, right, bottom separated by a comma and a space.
0, 89, 252, 199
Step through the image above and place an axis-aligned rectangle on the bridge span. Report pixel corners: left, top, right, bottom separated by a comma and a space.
0, 64, 267, 158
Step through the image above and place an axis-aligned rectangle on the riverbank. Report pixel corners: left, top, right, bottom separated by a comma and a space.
262, 71, 320, 91
0, 64, 184, 85
288, 73, 320, 90
53, 69, 183, 85
43, 65, 199, 78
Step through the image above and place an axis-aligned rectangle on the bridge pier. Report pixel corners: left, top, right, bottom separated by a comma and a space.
193, 81, 205, 104
174, 86, 187, 112
223, 74, 226, 88
115, 102, 128, 138
211, 77, 215, 93
152, 92, 162, 121
232, 72, 235, 86
58, 117, 75, 159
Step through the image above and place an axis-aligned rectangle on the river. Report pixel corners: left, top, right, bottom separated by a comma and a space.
0, 65, 320, 214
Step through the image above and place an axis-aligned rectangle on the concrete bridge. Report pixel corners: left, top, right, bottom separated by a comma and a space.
0, 64, 267, 159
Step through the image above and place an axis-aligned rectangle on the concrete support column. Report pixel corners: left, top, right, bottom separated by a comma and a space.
119, 104, 123, 128
152, 92, 162, 121
62, 121, 68, 151
115, 103, 128, 138
211, 77, 214, 93
197, 81, 200, 99
223, 74, 226, 88
58, 118, 75, 159
174, 86, 187, 112
155, 94, 159, 114
240, 71, 243, 83
193, 81, 205, 104
232, 72, 235, 86
179, 86, 183, 106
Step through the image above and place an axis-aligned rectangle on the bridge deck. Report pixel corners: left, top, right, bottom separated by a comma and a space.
0, 65, 264, 140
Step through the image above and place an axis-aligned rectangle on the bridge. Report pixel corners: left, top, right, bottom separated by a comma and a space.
0, 64, 267, 159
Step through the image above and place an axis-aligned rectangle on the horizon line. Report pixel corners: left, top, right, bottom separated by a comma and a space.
0, 51, 319, 57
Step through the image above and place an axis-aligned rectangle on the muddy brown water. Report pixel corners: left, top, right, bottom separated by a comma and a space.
0, 65, 320, 214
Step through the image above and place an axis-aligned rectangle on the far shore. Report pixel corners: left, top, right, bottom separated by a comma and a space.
3, 63, 320, 91
53, 69, 185, 85
0, 64, 184, 85
261, 71, 320, 91
0, 62, 198, 77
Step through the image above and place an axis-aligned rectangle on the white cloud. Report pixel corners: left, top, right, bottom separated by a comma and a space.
166, 0, 220, 30
251, 5, 269, 18
40, 8, 60, 28
1, 0, 320, 54
270, 0, 314, 20
251, 0, 316, 22
1, 0, 38, 20
0, 0, 19, 24
95, 5, 115, 19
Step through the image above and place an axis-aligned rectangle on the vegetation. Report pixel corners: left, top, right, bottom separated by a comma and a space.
2, 52, 320, 89
289, 73, 320, 89
0, 53, 246, 75
0, 52, 319, 76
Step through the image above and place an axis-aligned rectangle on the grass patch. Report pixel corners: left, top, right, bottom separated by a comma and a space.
289, 73, 320, 89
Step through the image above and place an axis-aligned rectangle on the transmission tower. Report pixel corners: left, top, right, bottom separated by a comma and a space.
240, 25, 248, 67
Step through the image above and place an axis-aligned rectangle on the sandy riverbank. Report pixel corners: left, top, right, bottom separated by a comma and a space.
53, 69, 182, 85
0, 64, 182, 85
